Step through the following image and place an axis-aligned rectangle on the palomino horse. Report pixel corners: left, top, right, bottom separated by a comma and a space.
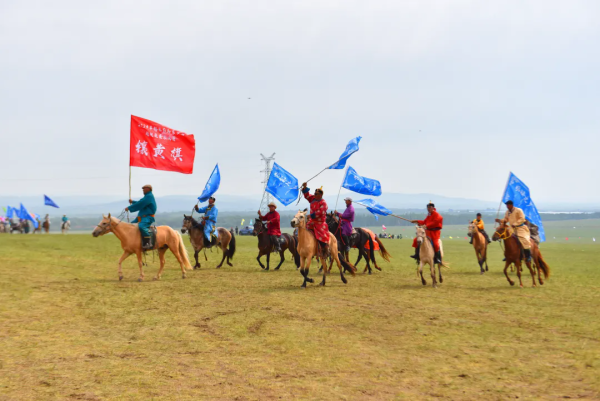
43, 215, 50, 233
32, 220, 42, 234
492, 222, 550, 287
415, 225, 449, 288
253, 219, 300, 270
92, 214, 192, 281
61, 220, 71, 234
290, 210, 356, 287
468, 222, 489, 274
181, 215, 236, 269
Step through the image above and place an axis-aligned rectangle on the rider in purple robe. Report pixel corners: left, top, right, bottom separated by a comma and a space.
335, 197, 355, 252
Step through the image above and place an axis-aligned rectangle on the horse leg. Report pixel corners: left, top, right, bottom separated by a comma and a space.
503, 261, 514, 286
154, 249, 167, 280
135, 252, 144, 282
117, 251, 131, 281
430, 260, 437, 288
516, 261, 524, 287
257, 251, 266, 270
319, 256, 327, 286
274, 250, 285, 270
169, 241, 188, 279
438, 262, 443, 284
216, 248, 227, 269
483, 245, 489, 271
265, 252, 270, 271
524, 260, 536, 287
419, 261, 426, 286
194, 250, 201, 269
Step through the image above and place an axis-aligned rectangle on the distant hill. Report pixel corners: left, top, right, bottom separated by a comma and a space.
2, 193, 598, 216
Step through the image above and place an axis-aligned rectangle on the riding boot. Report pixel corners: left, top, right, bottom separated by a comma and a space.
482, 230, 492, 244
142, 236, 152, 251
434, 250, 442, 264
410, 244, 420, 263
203, 236, 211, 248
272, 236, 282, 252
524, 249, 532, 263
319, 241, 330, 259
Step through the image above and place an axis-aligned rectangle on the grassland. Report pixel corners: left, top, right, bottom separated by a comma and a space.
1, 221, 599, 400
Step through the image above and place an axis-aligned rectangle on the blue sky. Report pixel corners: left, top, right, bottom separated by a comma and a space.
1, 0, 598, 203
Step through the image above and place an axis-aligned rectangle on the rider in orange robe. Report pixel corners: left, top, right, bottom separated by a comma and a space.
410, 202, 444, 264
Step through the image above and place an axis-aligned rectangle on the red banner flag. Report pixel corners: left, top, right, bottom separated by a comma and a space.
130, 115, 195, 174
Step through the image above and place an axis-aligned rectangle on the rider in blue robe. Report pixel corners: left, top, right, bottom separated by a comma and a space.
194, 196, 218, 243
126, 184, 157, 250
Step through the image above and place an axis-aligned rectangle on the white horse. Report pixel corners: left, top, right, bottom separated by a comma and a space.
415, 225, 449, 288
61, 220, 71, 234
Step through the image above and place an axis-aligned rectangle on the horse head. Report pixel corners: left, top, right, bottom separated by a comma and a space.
492, 221, 511, 242
291, 209, 308, 229
92, 213, 112, 237
253, 219, 266, 236
467, 221, 476, 235
181, 214, 194, 234
415, 225, 426, 245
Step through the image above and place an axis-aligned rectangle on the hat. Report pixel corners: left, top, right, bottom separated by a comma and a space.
427, 202, 435, 208
268, 202, 277, 208
505, 200, 514, 205
142, 184, 153, 190
476, 213, 482, 216
315, 186, 324, 194
209, 196, 216, 201
344, 197, 352, 202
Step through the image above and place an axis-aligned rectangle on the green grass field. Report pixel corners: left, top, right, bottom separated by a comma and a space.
1, 222, 599, 400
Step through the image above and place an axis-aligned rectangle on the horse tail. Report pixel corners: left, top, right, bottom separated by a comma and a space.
176, 230, 193, 271
537, 251, 550, 279
359, 228, 376, 264
338, 252, 357, 275
374, 237, 391, 262
227, 230, 236, 260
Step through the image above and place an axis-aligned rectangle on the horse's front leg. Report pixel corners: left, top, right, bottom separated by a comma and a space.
503, 261, 514, 286
194, 250, 201, 269
419, 261, 427, 286
430, 261, 438, 288
135, 252, 144, 282
301, 254, 314, 288
257, 251, 266, 269
319, 254, 328, 286
362, 249, 372, 275
437, 262, 443, 284
117, 251, 131, 281
265, 252, 270, 271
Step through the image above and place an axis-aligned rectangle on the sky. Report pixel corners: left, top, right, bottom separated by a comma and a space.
1, 0, 599, 204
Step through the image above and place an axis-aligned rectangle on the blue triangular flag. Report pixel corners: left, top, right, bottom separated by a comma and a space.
44, 195, 60, 208
329, 137, 361, 170
198, 164, 221, 203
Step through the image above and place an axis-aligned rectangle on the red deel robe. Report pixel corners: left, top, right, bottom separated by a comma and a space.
260, 211, 281, 236
412, 208, 444, 252
303, 190, 330, 243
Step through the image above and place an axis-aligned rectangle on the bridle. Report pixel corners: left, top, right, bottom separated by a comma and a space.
253, 220, 266, 236
494, 225, 511, 240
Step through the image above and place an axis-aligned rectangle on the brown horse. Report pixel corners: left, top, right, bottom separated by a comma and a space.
92, 214, 192, 281
253, 219, 300, 270
468, 222, 489, 274
290, 210, 356, 287
181, 215, 236, 269
492, 222, 550, 287
43, 215, 50, 233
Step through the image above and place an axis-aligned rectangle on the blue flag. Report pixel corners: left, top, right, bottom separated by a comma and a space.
329, 136, 362, 169
265, 163, 299, 206
6, 206, 14, 218
354, 198, 392, 216
198, 164, 221, 203
502, 172, 545, 242
44, 195, 60, 208
19, 203, 39, 229
342, 166, 382, 196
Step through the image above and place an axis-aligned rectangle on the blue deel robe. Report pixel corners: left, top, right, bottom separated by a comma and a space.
197, 204, 218, 241
62, 216, 68, 222
128, 191, 157, 237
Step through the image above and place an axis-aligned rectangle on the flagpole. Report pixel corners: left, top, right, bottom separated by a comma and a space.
353, 201, 413, 223
334, 166, 349, 212
495, 172, 511, 227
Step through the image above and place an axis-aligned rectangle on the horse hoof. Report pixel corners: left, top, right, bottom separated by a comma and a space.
307, 278, 314, 283
342, 278, 348, 284
368, 271, 372, 275
153, 277, 158, 281
319, 282, 325, 286
480, 271, 485, 275
274, 267, 280, 271
138, 278, 143, 282
486, 267, 489, 271
227, 263, 233, 267
422, 281, 427, 286
520, 284, 524, 288
509, 281, 515, 286
182, 275, 186, 279
119, 276, 124, 281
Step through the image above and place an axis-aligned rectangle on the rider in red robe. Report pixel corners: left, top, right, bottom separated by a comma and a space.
301, 183, 330, 257
257, 202, 282, 252
411, 202, 444, 264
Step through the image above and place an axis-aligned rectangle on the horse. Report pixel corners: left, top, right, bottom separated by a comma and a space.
468, 222, 489, 274
415, 225, 449, 288
92, 214, 192, 281
492, 222, 550, 287
10, 220, 23, 234
252, 219, 300, 270
43, 215, 50, 233
290, 209, 356, 287
181, 215, 236, 269
32, 220, 42, 234
61, 220, 71, 234
326, 212, 391, 274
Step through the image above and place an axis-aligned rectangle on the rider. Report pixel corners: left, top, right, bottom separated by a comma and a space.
125, 184, 157, 250
258, 202, 282, 252
61, 214, 69, 229
301, 183, 330, 258
194, 196, 218, 247
335, 197, 354, 253
410, 202, 444, 264
496, 200, 532, 262
470, 213, 491, 244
